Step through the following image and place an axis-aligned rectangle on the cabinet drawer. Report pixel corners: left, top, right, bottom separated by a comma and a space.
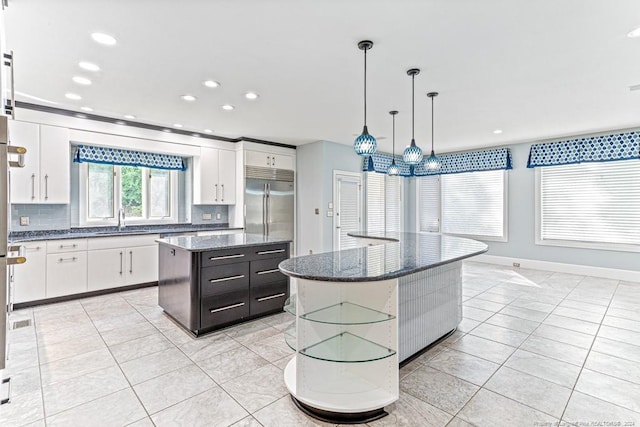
250, 256, 288, 286
250, 281, 288, 316
201, 262, 249, 297
47, 239, 88, 254
201, 248, 249, 267
201, 292, 250, 329
247, 244, 289, 260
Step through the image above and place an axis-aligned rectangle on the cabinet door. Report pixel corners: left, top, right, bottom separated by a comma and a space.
46, 252, 87, 297
270, 154, 294, 171
245, 150, 270, 168
218, 149, 236, 204
9, 121, 39, 204
196, 147, 220, 204
87, 248, 125, 291
12, 244, 46, 303
39, 125, 70, 204
126, 245, 158, 285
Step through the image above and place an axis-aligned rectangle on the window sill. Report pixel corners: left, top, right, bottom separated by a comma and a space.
535, 238, 640, 253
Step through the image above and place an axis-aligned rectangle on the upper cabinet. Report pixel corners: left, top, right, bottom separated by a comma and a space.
245, 149, 294, 171
9, 121, 70, 204
193, 147, 236, 205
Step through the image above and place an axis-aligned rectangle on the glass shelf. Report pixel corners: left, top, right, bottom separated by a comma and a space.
284, 294, 296, 316
284, 321, 296, 351
300, 332, 396, 363
301, 302, 394, 325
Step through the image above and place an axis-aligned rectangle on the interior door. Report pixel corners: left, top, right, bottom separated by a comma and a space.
245, 179, 266, 235
333, 172, 362, 250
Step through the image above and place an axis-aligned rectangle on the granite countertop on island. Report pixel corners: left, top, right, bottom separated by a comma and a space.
279, 231, 488, 282
156, 233, 291, 251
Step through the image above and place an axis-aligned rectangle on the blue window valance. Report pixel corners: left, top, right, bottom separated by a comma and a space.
527, 131, 640, 168
362, 147, 512, 177
74, 145, 186, 171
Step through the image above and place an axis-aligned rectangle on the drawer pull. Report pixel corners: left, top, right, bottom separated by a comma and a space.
257, 293, 286, 302
210, 302, 245, 313
58, 257, 77, 263
209, 254, 245, 261
257, 249, 285, 255
58, 244, 77, 249
257, 269, 280, 275
209, 274, 245, 283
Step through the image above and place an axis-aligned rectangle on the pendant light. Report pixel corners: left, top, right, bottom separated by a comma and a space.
387, 110, 400, 176
353, 40, 377, 156
425, 92, 441, 170
403, 68, 423, 165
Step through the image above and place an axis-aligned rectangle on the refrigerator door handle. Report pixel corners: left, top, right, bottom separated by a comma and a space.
266, 183, 270, 236
262, 183, 267, 236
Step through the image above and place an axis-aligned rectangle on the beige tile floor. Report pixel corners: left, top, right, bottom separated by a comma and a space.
1, 261, 640, 426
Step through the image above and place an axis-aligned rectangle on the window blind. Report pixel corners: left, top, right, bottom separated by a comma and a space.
366, 173, 385, 232
441, 170, 505, 238
365, 173, 403, 233
417, 176, 440, 232
385, 175, 402, 232
540, 161, 640, 246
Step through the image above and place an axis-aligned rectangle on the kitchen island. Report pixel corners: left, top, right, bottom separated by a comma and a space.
278, 232, 487, 423
156, 233, 291, 336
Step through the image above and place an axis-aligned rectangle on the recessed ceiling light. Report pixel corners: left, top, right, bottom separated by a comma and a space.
75, 113, 87, 119
78, 61, 100, 72
91, 32, 117, 46
72, 76, 92, 85
221, 104, 234, 111
627, 26, 640, 38
245, 92, 259, 100
65, 93, 82, 100
173, 123, 183, 128
203, 80, 220, 88
493, 129, 503, 134
81, 106, 93, 112
115, 120, 126, 125
203, 129, 213, 133
124, 114, 136, 119
181, 94, 197, 102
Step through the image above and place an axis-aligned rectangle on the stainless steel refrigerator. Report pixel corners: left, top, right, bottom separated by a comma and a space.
244, 166, 294, 243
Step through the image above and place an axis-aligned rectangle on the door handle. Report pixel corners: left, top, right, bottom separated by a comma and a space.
129, 250, 133, 274
257, 293, 286, 302
44, 174, 49, 200
209, 254, 244, 261
267, 156, 271, 166
221, 184, 224, 202
272, 156, 276, 167
31, 173, 36, 200
256, 249, 285, 255
209, 274, 245, 283
58, 257, 77, 263
210, 302, 244, 313
215, 183, 218, 202
58, 244, 77, 249
256, 269, 280, 275
119, 251, 123, 275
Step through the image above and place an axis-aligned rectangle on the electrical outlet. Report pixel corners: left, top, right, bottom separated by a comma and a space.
314, 208, 319, 215
202, 213, 212, 220
512, 262, 521, 268
327, 210, 333, 217
20, 216, 29, 226
216, 213, 221, 220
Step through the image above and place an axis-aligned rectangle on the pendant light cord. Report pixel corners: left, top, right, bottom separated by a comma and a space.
392, 113, 396, 157
411, 74, 415, 139
363, 49, 367, 126
431, 95, 434, 151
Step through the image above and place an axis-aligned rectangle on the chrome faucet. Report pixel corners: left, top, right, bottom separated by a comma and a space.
117, 208, 126, 230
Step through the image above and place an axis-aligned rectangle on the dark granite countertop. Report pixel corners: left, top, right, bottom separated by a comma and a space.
10, 224, 243, 243
278, 232, 487, 282
156, 233, 291, 251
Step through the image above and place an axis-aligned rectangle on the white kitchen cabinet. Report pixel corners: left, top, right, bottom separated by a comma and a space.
9, 121, 70, 204
87, 248, 126, 291
12, 243, 46, 303
46, 251, 88, 298
126, 245, 158, 285
193, 147, 236, 205
245, 149, 294, 170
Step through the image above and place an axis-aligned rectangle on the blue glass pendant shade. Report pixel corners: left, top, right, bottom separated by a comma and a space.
387, 159, 400, 176
403, 139, 423, 165
425, 150, 441, 170
354, 125, 377, 156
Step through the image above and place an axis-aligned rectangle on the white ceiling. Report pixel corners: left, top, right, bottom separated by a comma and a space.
5, 0, 640, 153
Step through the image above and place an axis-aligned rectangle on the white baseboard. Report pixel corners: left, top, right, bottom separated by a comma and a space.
474, 254, 640, 283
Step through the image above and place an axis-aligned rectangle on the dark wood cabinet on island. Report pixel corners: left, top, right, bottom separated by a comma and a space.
156, 234, 291, 336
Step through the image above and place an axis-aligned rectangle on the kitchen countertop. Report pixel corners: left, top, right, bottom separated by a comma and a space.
278, 231, 488, 282
156, 233, 291, 251
9, 224, 243, 243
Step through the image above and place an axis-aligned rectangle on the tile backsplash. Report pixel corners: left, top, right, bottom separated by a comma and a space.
191, 205, 229, 225
11, 204, 71, 231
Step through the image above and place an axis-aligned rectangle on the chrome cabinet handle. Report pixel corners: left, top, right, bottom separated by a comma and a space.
31, 173, 36, 200
209, 274, 245, 283
58, 244, 77, 249
272, 156, 276, 167
44, 174, 49, 200
209, 302, 244, 314
215, 183, 218, 202
209, 254, 244, 261
221, 184, 224, 202
256, 269, 280, 275
257, 293, 285, 302
266, 155, 270, 166
129, 250, 133, 274
119, 251, 123, 275
257, 249, 285, 255
58, 257, 77, 263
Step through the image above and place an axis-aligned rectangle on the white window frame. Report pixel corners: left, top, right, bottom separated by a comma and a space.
535, 166, 640, 253
415, 170, 509, 242
79, 163, 178, 226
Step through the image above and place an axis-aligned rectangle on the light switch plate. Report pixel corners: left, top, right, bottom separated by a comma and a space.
202, 213, 212, 220
216, 213, 221, 220
327, 210, 333, 217
328, 202, 333, 209
20, 216, 29, 226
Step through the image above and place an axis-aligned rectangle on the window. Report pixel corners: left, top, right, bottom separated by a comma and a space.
417, 170, 508, 241
81, 163, 178, 225
365, 173, 403, 232
537, 160, 640, 251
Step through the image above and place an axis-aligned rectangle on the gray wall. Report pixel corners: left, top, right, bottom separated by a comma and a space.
296, 141, 324, 256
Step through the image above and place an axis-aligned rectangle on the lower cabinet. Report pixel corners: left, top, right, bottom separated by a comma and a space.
11, 243, 46, 303
87, 244, 159, 291
46, 251, 88, 298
